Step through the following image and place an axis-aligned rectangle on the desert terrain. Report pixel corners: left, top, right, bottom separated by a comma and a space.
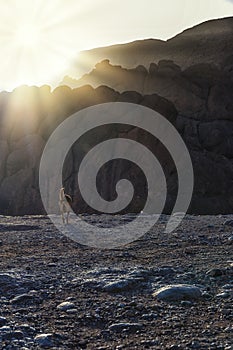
0, 214, 232, 349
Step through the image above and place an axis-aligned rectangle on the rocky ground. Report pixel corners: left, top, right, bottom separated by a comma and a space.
0, 214, 232, 349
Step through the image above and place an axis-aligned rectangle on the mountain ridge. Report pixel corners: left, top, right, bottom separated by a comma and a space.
65, 16, 233, 80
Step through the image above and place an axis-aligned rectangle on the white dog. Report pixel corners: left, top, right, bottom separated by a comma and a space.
59, 187, 72, 224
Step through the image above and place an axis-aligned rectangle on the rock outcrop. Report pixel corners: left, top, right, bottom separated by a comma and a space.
62, 59, 233, 121
0, 73, 233, 215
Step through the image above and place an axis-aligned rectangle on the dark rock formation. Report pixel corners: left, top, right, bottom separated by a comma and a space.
62, 59, 233, 121
0, 73, 233, 215
1, 17, 233, 216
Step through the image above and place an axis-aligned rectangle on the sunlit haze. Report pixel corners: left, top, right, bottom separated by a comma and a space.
0, 0, 232, 90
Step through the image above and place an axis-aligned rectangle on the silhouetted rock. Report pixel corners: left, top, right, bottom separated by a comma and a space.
62, 59, 233, 122
63, 17, 233, 80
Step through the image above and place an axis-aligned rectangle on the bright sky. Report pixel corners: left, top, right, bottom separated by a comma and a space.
0, 0, 232, 90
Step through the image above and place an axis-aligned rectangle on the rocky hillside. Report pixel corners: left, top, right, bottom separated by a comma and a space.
1, 16, 233, 216
0, 77, 233, 215
64, 17, 233, 80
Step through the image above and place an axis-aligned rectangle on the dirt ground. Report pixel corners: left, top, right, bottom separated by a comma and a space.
0, 214, 232, 349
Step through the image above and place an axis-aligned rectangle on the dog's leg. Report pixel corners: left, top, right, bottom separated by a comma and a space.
61, 212, 65, 224
59, 202, 65, 224
67, 210, 70, 224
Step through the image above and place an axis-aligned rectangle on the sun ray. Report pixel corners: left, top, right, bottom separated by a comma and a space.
0, 0, 95, 90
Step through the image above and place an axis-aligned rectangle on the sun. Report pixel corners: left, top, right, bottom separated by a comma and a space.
0, 0, 93, 91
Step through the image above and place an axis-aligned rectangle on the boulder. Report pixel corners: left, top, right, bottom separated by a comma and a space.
153, 284, 202, 302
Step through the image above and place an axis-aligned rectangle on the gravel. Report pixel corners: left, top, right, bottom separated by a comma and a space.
0, 214, 232, 349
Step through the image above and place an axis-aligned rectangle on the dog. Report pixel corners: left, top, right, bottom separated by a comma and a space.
59, 187, 72, 224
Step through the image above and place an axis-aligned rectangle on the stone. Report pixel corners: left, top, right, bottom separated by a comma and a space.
103, 279, 138, 293
216, 292, 230, 299
206, 268, 224, 277
18, 324, 35, 334
2, 330, 24, 340
180, 301, 193, 307
141, 313, 158, 320
34, 334, 54, 348
0, 317, 7, 326
191, 340, 201, 348
65, 308, 78, 314
11, 293, 40, 305
224, 220, 233, 227
108, 322, 143, 333
222, 284, 233, 290
0, 273, 17, 285
0, 273, 19, 295
153, 284, 202, 302
57, 301, 76, 311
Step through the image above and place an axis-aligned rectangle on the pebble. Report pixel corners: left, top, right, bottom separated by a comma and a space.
222, 284, 233, 290
0, 316, 7, 326
103, 279, 136, 292
206, 268, 223, 277
153, 284, 202, 302
0, 326, 11, 332
0, 273, 18, 294
34, 333, 54, 348
18, 323, 36, 333
57, 301, 76, 311
191, 340, 201, 348
66, 308, 78, 314
0, 273, 16, 284
108, 322, 143, 333
11, 293, 39, 305
180, 300, 193, 306
141, 313, 158, 320
224, 219, 233, 227
216, 292, 230, 299
2, 330, 24, 340
222, 309, 231, 315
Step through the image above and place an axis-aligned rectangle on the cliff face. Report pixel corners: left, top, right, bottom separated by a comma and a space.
0, 76, 233, 215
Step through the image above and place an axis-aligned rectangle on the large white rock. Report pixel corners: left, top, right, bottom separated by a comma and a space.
153, 284, 202, 302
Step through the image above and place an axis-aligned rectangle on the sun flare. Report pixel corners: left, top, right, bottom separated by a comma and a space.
14, 24, 41, 47
0, 0, 92, 91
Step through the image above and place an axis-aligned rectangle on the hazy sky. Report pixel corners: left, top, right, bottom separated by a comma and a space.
80, 0, 233, 46
0, 0, 232, 89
